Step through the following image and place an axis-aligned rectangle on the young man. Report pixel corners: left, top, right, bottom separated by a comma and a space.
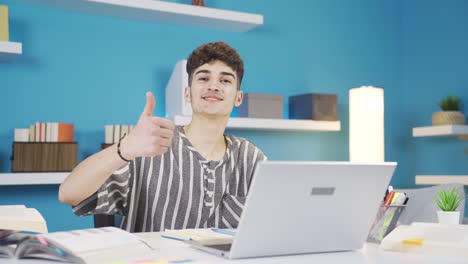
59, 42, 267, 232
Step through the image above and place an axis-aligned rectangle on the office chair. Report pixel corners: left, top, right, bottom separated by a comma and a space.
94, 214, 123, 228
94, 214, 115, 227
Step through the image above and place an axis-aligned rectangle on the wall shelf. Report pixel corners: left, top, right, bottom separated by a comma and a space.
173, 115, 341, 132
412, 125, 468, 138
16, 0, 263, 32
415, 175, 468, 185
0, 41, 22, 61
0, 172, 68, 185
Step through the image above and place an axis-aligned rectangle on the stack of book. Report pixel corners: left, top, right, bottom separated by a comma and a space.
12, 122, 77, 172
14, 122, 74, 143
103, 125, 135, 146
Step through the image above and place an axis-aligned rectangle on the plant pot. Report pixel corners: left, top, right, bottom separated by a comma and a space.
432, 111, 466, 126
436, 211, 460, 224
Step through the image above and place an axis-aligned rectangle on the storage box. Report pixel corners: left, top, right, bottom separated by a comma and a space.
289, 93, 338, 121
238, 93, 283, 119
11, 142, 78, 172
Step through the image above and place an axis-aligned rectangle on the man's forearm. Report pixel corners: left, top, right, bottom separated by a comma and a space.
58, 143, 128, 206
59, 92, 174, 206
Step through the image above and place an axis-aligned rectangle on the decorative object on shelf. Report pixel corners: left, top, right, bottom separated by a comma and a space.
434, 187, 464, 224
289, 93, 337, 121
11, 142, 78, 172
0, 5, 8, 41
349, 86, 384, 162
238, 93, 284, 119
166, 60, 191, 119
191, 0, 205, 6
432, 95, 465, 126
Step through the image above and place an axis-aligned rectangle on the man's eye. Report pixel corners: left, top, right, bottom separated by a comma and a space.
221, 79, 232, 84
199, 77, 208, 81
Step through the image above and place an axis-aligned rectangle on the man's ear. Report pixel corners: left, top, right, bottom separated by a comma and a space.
184, 86, 191, 103
234, 90, 244, 107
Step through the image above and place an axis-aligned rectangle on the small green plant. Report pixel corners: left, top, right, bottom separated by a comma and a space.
434, 187, 463, 211
438, 95, 461, 111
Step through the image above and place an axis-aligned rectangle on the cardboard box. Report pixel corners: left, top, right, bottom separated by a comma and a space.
238, 93, 283, 119
289, 93, 338, 121
11, 142, 78, 172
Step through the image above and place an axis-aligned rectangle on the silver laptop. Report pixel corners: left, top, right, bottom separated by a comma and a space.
190, 161, 397, 259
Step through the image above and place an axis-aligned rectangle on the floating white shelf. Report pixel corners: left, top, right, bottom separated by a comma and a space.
0, 41, 22, 61
173, 115, 341, 132
412, 125, 468, 137
0, 172, 68, 185
415, 175, 468, 185
16, 0, 263, 32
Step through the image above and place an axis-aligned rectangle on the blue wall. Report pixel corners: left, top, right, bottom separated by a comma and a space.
0, 0, 466, 231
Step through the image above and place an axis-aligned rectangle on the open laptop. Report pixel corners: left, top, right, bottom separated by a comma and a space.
190, 161, 397, 259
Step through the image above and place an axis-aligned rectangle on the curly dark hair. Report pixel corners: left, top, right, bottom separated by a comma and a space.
186, 41, 244, 90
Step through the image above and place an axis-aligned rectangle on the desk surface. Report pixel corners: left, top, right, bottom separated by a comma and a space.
6, 232, 468, 264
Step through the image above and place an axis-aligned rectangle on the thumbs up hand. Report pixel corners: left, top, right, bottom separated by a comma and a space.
119, 92, 175, 160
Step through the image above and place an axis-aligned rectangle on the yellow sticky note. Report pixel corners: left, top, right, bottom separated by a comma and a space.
0, 5, 9, 41
402, 238, 424, 245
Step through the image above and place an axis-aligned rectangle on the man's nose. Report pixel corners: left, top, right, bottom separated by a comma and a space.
207, 80, 220, 91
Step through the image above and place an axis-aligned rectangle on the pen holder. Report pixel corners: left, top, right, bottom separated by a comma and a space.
367, 204, 406, 244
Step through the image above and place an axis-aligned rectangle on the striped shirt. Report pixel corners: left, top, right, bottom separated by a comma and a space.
73, 126, 267, 232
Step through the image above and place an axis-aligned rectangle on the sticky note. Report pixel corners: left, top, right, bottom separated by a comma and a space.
402, 238, 424, 245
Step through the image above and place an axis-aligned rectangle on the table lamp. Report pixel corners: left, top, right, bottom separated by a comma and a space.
349, 86, 384, 162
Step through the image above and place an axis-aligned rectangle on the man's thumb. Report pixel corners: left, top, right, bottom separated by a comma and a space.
142, 92, 156, 117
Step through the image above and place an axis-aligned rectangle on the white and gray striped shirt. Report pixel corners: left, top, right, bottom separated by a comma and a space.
73, 126, 267, 232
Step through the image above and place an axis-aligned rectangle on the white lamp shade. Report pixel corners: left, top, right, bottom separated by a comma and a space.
349, 86, 384, 162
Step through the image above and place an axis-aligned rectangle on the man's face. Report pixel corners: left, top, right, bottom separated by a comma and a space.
185, 60, 243, 117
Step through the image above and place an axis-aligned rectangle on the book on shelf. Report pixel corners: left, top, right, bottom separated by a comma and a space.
0, 226, 155, 263
16, 122, 74, 143
104, 124, 135, 144
0, 5, 8, 41
113, 125, 120, 144
104, 125, 113, 144
0, 205, 48, 234
14, 128, 29, 142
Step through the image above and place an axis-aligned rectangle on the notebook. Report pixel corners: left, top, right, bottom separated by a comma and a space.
190, 161, 397, 259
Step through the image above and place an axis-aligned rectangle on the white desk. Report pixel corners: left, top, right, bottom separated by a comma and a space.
7, 232, 468, 264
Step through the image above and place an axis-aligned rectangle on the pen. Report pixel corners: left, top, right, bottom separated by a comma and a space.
211, 228, 236, 236
160, 234, 192, 241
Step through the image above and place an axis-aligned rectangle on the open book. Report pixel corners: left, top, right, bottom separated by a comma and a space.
0, 205, 48, 233
161, 228, 235, 245
0, 226, 155, 263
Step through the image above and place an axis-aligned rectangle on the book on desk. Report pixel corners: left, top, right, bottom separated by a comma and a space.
0, 225, 154, 263
161, 228, 235, 245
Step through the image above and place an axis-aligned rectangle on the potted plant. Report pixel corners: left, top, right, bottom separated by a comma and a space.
434, 187, 464, 224
432, 95, 465, 125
